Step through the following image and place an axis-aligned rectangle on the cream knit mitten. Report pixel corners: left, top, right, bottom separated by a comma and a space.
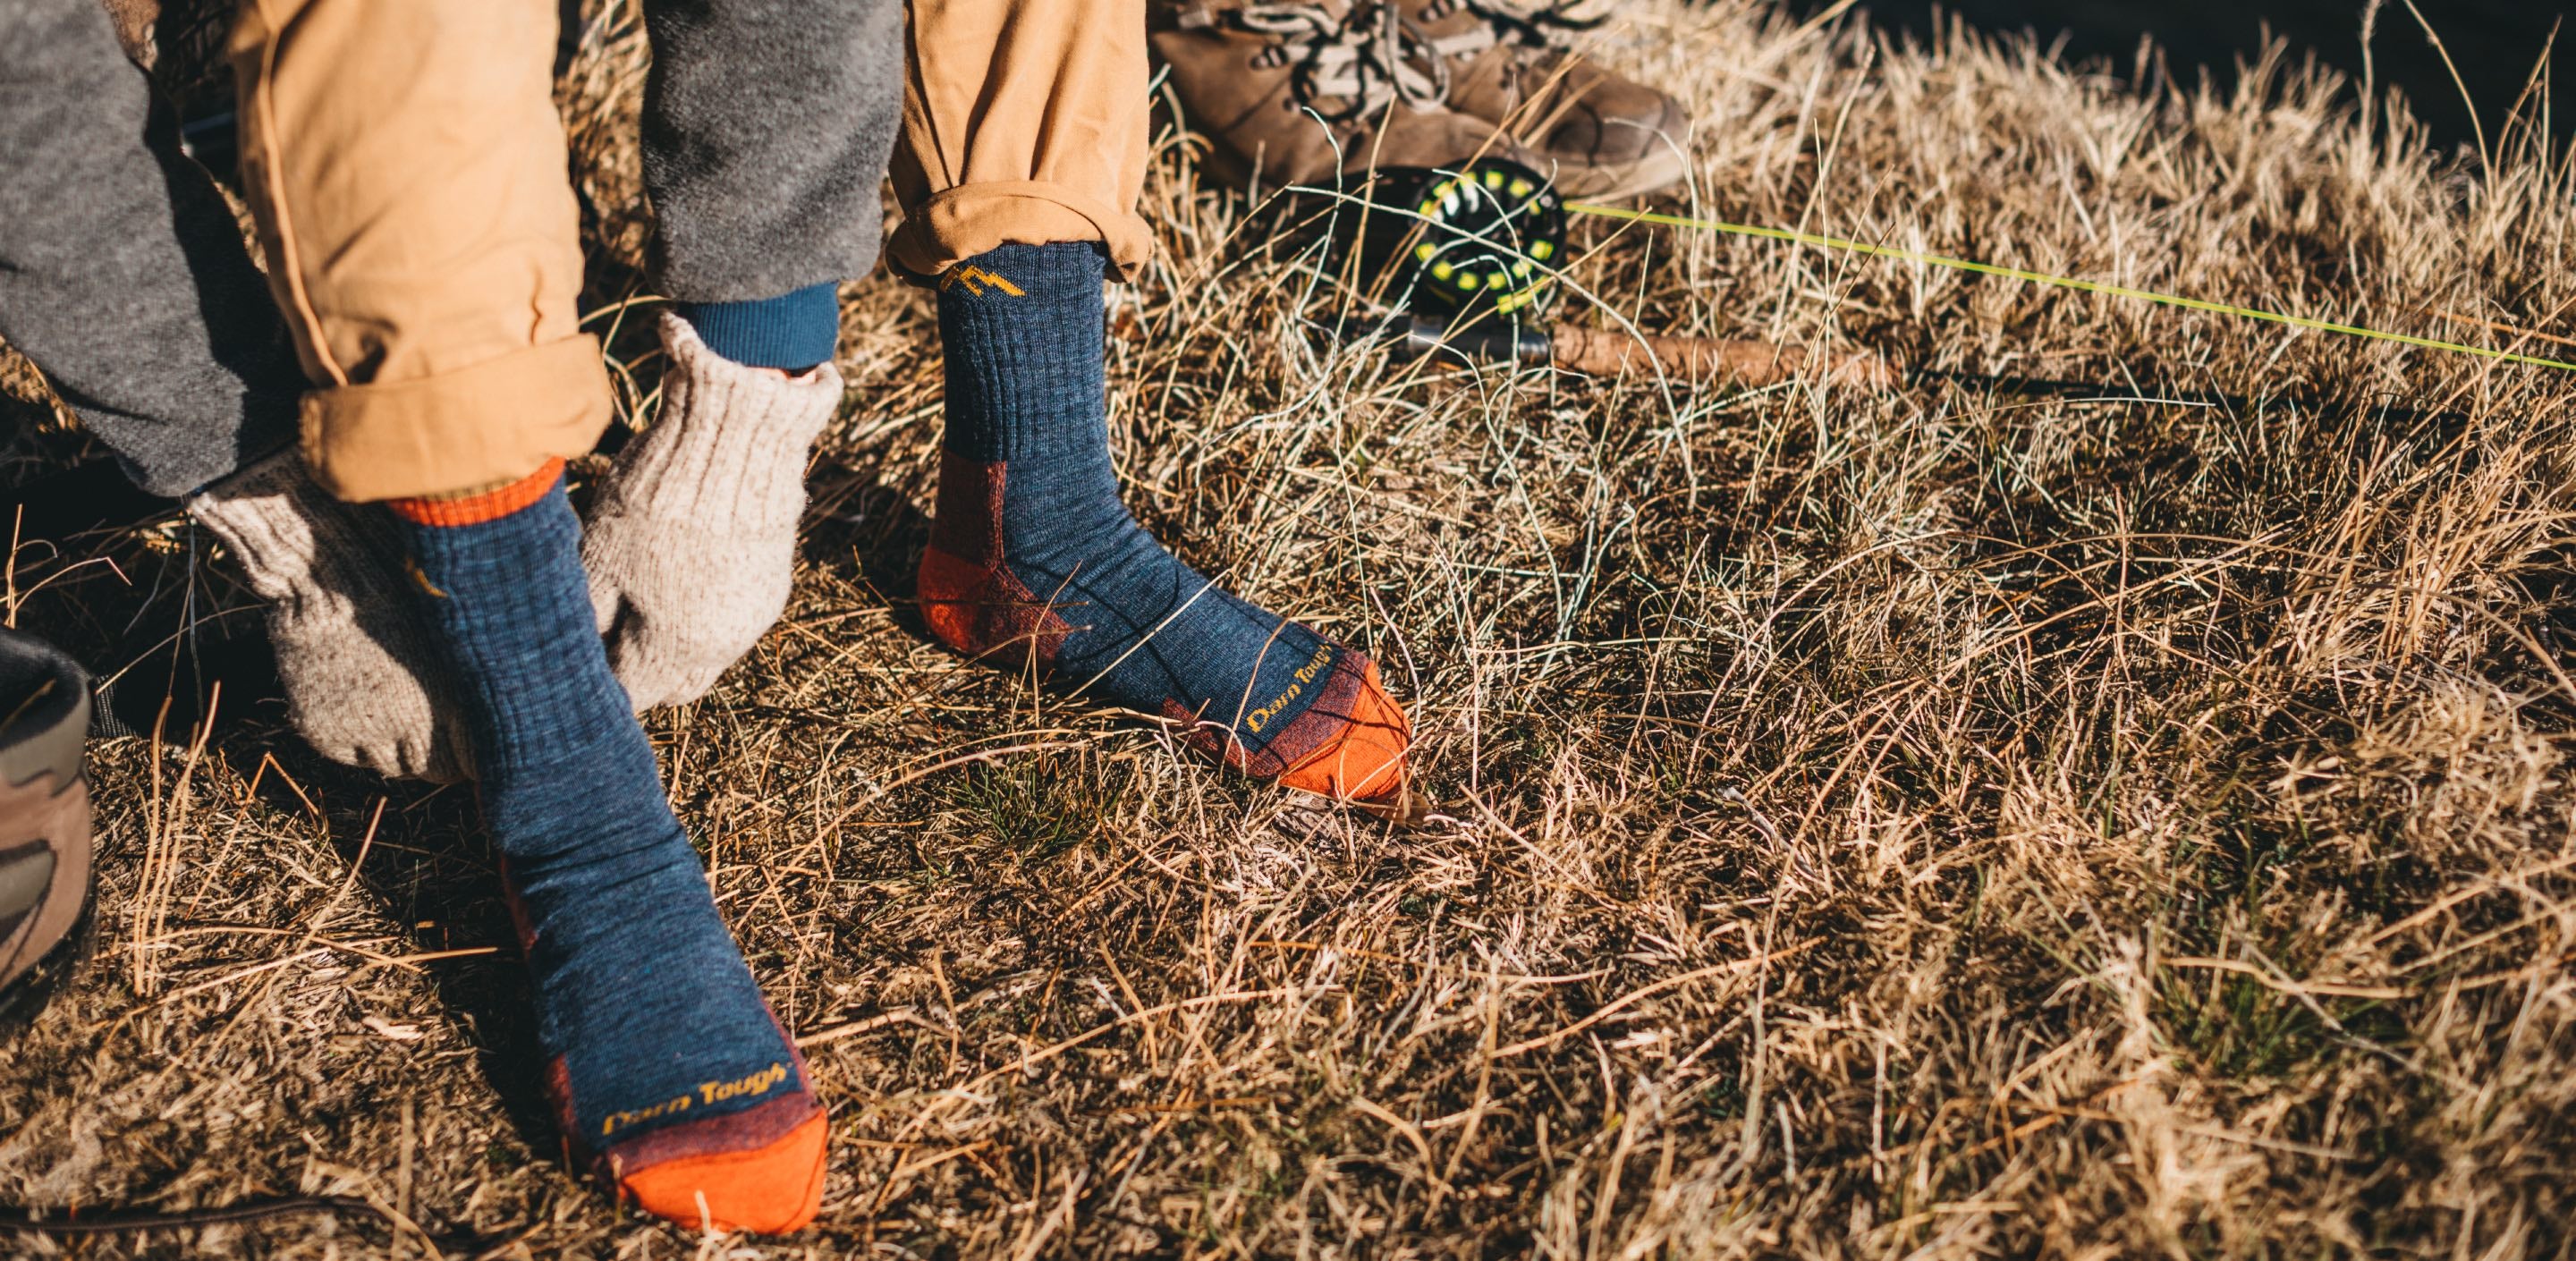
582, 313, 843, 710
186, 451, 469, 781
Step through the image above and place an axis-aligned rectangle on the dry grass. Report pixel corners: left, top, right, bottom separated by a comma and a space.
5, 0, 2576, 1255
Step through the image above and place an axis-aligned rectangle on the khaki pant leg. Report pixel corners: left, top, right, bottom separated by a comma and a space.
230, 0, 611, 502
887, 0, 1154, 283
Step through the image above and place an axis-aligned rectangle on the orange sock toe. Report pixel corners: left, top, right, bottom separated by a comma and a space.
1277, 657, 1411, 802
616, 1108, 827, 1234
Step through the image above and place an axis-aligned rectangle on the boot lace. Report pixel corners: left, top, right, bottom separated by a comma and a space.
1414, 0, 1610, 61
1179, 3, 1452, 120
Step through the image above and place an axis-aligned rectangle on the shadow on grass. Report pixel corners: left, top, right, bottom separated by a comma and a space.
799, 454, 935, 640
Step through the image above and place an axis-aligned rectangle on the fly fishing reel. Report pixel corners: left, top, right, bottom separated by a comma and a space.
1350, 157, 1566, 325
1329, 157, 1898, 387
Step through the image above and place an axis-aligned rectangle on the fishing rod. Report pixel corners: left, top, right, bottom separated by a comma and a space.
1324, 157, 2572, 398
1569, 202, 2576, 375
1356, 307, 2467, 439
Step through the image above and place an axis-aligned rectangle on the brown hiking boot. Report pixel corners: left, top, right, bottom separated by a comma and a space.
1399, 0, 1689, 200
1153, 0, 1530, 188
0, 629, 93, 1035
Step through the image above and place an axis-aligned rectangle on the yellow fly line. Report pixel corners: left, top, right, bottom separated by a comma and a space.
1565, 202, 2576, 374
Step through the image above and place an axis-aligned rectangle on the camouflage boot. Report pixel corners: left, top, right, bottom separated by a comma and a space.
0, 629, 93, 1034
1154, 0, 1530, 188
1398, 0, 1688, 199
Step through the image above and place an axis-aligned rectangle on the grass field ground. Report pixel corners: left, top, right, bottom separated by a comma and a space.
3, 0, 2573, 1255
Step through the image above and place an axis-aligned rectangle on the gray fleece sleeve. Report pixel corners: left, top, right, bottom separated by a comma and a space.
639, 0, 908, 302
0, 0, 304, 497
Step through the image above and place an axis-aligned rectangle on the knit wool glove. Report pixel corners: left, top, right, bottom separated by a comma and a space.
186, 451, 469, 782
582, 313, 843, 710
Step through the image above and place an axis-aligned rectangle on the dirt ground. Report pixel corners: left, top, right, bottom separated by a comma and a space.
3, 0, 2572, 1256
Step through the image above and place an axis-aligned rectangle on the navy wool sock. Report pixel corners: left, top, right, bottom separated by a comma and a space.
917, 243, 1409, 801
389, 465, 825, 1232
675, 282, 839, 373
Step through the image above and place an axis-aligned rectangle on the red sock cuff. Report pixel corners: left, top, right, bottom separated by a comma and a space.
388, 459, 566, 527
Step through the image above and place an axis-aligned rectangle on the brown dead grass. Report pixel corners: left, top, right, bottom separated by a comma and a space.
4, 0, 2575, 1255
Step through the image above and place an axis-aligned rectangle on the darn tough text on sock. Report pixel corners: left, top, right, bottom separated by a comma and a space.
1246, 645, 1335, 734
597, 1062, 790, 1138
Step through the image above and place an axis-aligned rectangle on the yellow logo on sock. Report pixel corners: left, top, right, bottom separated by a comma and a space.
600, 1093, 691, 1137
698, 1062, 789, 1107
1246, 645, 1335, 734
597, 1062, 790, 1138
940, 266, 1025, 298
404, 558, 446, 599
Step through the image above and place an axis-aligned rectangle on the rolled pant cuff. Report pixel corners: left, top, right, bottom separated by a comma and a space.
300, 335, 614, 503
886, 182, 1152, 284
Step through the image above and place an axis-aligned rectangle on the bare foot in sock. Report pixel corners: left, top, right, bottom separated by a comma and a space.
917, 243, 1411, 804
395, 465, 826, 1232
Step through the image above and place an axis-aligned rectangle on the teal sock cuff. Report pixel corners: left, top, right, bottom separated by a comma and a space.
676, 284, 840, 372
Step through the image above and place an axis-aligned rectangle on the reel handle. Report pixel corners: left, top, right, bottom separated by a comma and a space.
1390, 317, 1895, 388
1547, 326, 1899, 388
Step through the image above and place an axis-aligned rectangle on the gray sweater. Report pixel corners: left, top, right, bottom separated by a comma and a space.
0, 0, 302, 497
640, 0, 905, 301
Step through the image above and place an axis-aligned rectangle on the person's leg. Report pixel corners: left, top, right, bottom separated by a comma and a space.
0, 0, 462, 780
0, 0, 298, 497
640, 0, 902, 314
579, 0, 904, 709
886, 0, 1156, 283
228, 0, 824, 1230
898, 0, 1413, 804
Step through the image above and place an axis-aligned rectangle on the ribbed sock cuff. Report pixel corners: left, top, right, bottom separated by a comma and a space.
936, 243, 1109, 463
675, 284, 842, 372
389, 460, 566, 528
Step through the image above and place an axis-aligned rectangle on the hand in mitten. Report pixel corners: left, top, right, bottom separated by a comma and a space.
187, 451, 469, 781
582, 314, 843, 709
